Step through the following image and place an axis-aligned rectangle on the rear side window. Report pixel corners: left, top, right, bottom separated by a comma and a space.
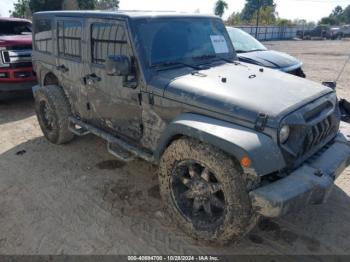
91, 23, 128, 65
58, 20, 82, 60
34, 19, 52, 54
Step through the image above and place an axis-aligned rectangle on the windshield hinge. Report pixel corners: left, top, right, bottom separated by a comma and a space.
255, 113, 268, 131
148, 92, 154, 105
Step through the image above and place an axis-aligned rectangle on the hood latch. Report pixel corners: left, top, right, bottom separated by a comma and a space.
255, 113, 268, 131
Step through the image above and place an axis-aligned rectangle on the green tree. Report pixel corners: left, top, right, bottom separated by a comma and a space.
331, 5, 343, 17
342, 5, 350, 24
77, 0, 95, 10
319, 4, 350, 25
226, 12, 242, 26
319, 16, 339, 25
241, 0, 275, 21
250, 5, 276, 24
276, 18, 292, 26
96, 0, 119, 10
29, 0, 64, 13
11, 0, 122, 14
62, 0, 79, 10
292, 19, 307, 26
214, 0, 228, 18
10, 0, 30, 18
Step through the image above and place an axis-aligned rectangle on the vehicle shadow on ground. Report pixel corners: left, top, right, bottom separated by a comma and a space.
0, 135, 350, 255
0, 96, 34, 125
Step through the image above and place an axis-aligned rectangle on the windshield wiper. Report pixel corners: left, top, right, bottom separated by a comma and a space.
214, 57, 236, 64
191, 54, 217, 61
150, 61, 201, 70
192, 54, 236, 64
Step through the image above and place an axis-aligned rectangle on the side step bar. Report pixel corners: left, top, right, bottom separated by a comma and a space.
107, 142, 135, 162
68, 122, 90, 136
69, 117, 155, 163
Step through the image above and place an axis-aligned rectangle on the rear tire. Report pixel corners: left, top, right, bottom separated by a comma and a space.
159, 137, 255, 245
34, 85, 74, 144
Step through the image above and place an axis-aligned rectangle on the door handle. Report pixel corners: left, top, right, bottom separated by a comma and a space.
84, 74, 101, 85
56, 64, 69, 73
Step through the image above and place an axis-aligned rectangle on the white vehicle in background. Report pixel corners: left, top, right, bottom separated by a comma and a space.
340, 25, 350, 37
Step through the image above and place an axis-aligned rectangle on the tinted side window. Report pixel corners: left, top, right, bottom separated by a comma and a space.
34, 19, 52, 54
91, 23, 128, 64
58, 20, 82, 60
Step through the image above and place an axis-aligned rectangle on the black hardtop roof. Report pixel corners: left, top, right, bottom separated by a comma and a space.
33, 10, 217, 20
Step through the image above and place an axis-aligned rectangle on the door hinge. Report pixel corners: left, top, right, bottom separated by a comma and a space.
149, 93, 154, 105
255, 113, 268, 131
138, 93, 142, 106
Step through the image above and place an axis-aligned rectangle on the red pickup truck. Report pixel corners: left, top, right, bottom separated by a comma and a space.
0, 17, 36, 100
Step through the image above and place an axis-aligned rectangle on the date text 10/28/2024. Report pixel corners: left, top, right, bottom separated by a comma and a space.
127, 256, 220, 261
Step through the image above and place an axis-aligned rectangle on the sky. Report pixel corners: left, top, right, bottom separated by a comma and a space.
1, 0, 350, 22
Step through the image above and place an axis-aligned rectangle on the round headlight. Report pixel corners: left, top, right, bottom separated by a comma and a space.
279, 125, 290, 144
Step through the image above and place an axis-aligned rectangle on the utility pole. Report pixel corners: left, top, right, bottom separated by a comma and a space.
302, 20, 305, 39
255, 0, 261, 38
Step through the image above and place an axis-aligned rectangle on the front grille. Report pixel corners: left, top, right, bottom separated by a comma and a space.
300, 115, 338, 155
2, 51, 10, 63
14, 71, 33, 79
280, 97, 340, 169
9, 62, 32, 68
6, 45, 32, 50
0, 72, 9, 78
1, 49, 32, 64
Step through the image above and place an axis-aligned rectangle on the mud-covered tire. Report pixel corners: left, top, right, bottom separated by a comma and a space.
34, 85, 74, 144
159, 137, 255, 245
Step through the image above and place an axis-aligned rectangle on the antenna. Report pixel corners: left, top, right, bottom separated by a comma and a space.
323, 52, 350, 90
335, 53, 350, 83
335, 53, 350, 121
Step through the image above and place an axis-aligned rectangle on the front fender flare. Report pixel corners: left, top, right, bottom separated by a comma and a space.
155, 113, 285, 176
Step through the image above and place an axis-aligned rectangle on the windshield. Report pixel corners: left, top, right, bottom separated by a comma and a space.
0, 21, 32, 35
226, 27, 267, 53
133, 17, 235, 67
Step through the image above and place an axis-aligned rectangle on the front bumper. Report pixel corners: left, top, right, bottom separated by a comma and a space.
0, 81, 36, 100
0, 81, 36, 92
250, 121, 350, 217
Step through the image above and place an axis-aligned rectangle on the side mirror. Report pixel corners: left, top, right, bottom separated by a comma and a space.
105, 55, 131, 76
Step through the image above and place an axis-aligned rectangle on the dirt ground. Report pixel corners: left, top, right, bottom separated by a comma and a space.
0, 40, 349, 255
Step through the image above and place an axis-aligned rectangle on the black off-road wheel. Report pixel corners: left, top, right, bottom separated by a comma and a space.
34, 85, 74, 144
159, 137, 255, 245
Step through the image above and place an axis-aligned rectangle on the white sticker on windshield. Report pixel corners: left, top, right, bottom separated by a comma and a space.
210, 35, 229, 54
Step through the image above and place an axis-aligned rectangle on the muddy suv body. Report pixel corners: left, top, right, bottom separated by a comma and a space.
32, 11, 350, 244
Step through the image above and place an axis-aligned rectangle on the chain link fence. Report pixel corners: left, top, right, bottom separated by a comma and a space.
236, 25, 315, 41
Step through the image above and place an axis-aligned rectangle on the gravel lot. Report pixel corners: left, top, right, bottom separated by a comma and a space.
0, 40, 349, 255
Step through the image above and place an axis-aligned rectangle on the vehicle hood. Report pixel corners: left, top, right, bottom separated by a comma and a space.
161, 62, 332, 127
237, 50, 301, 71
0, 34, 32, 47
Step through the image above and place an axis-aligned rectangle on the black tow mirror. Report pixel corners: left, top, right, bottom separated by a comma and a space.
105, 55, 131, 76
